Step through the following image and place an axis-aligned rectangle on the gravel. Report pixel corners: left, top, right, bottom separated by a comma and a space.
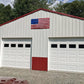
0, 67, 84, 84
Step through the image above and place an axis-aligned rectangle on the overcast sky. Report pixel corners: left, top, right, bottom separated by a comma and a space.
0, 0, 74, 7
49, 0, 74, 8
0, 0, 14, 7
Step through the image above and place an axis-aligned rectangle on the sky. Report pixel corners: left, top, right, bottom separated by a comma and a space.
0, 0, 74, 7
0, 0, 14, 7
49, 0, 74, 8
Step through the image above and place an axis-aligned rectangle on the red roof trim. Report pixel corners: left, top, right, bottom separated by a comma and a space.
0, 8, 84, 26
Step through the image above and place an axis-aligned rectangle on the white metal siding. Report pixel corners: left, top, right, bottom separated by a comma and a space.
2, 38, 32, 68
0, 10, 84, 58
48, 38, 84, 72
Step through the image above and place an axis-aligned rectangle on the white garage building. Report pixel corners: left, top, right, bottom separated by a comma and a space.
0, 8, 84, 72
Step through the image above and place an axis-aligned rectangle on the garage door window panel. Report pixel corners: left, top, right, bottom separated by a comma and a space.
11, 44, 16, 47
69, 44, 76, 48
79, 44, 84, 48
18, 44, 23, 47
51, 44, 57, 48
60, 44, 66, 48
25, 44, 31, 48
4, 44, 9, 47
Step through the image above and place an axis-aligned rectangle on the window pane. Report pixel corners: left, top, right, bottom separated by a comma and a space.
79, 44, 84, 48
18, 44, 23, 47
4, 44, 9, 47
69, 44, 76, 48
11, 44, 16, 47
60, 44, 66, 48
51, 44, 57, 48
25, 44, 31, 48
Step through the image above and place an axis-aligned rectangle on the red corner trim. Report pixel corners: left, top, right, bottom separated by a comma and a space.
0, 8, 84, 26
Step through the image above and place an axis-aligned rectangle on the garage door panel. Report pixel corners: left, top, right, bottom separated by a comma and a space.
3, 59, 31, 62
50, 63, 77, 68
79, 51, 84, 55
48, 38, 84, 72
3, 54, 31, 59
2, 38, 32, 69
49, 65, 77, 71
3, 61, 30, 68
50, 57, 78, 62
50, 61, 79, 65
49, 63, 78, 70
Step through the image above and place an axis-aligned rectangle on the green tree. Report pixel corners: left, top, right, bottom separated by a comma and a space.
0, 4, 14, 24
0, 4, 5, 24
0, 4, 5, 11
0, 0, 49, 24
13, 0, 49, 17
54, 0, 84, 17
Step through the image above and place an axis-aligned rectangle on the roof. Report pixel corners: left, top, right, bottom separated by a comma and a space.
0, 8, 84, 26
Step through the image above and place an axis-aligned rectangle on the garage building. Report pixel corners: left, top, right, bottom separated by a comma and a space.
0, 8, 84, 72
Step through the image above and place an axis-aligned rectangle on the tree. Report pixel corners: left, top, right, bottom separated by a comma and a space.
0, 4, 14, 24
0, 4, 5, 12
13, 0, 49, 17
0, 0, 49, 24
54, 0, 84, 17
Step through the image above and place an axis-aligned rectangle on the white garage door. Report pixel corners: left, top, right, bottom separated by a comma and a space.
48, 38, 84, 72
2, 38, 32, 69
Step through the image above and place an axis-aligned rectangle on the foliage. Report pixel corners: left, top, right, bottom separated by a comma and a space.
54, 0, 84, 17
0, 0, 49, 24
0, 0, 84, 25
0, 4, 14, 24
13, 0, 49, 17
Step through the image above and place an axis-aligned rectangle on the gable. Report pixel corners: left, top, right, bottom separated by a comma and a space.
0, 8, 84, 27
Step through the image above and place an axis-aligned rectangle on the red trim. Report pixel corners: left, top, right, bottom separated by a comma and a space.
42, 8, 84, 20
32, 57, 48, 71
0, 8, 84, 26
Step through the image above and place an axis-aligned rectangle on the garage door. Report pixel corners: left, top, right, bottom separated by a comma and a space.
2, 38, 32, 68
48, 38, 84, 72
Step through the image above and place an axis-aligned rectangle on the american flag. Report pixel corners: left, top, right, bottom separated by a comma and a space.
31, 18, 50, 29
